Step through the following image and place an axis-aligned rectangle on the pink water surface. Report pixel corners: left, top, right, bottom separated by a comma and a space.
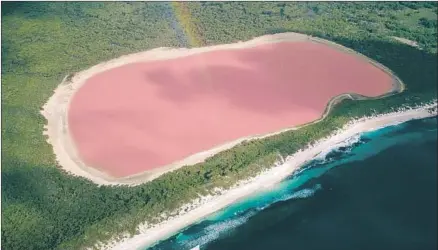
68, 41, 393, 177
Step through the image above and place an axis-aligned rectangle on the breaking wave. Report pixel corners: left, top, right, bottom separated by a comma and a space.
282, 184, 322, 200
176, 210, 257, 249
312, 134, 369, 164
287, 133, 371, 180
173, 183, 323, 249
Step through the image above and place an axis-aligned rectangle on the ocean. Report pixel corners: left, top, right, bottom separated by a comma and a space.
148, 116, 437, 250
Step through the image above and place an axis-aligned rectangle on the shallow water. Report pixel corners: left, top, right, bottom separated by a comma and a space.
148, 116, 437, 250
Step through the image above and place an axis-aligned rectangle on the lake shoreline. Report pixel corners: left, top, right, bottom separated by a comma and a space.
41, 32, 404, 186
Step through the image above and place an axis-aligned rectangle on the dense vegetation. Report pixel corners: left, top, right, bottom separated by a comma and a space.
1, 2, 437, 249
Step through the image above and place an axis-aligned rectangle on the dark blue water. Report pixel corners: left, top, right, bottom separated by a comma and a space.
149, 116, 437, 250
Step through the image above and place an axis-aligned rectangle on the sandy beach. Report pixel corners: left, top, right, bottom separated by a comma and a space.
96, 102, 436, 250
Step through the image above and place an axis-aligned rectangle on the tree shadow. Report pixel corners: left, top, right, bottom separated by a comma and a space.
1, 157, 139, 248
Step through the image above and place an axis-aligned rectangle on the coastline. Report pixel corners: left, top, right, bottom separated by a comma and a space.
41, 32, 404, 186
98, 101, 437, 250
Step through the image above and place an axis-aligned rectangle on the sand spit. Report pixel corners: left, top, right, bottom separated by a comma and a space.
41, 32, 404, 186
391, 36, 420, 48
96, 102, 437, 250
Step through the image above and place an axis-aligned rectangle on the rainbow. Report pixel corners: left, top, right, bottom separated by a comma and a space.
171, 2, 205, 47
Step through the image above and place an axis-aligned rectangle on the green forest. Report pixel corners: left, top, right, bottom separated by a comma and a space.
1, 2, 437, 249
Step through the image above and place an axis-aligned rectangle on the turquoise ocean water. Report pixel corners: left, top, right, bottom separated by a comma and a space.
149, 116, 437, 250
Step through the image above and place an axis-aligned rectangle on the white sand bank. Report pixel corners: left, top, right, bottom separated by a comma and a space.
391, 36, 420, 48
97, 102, 436, 250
